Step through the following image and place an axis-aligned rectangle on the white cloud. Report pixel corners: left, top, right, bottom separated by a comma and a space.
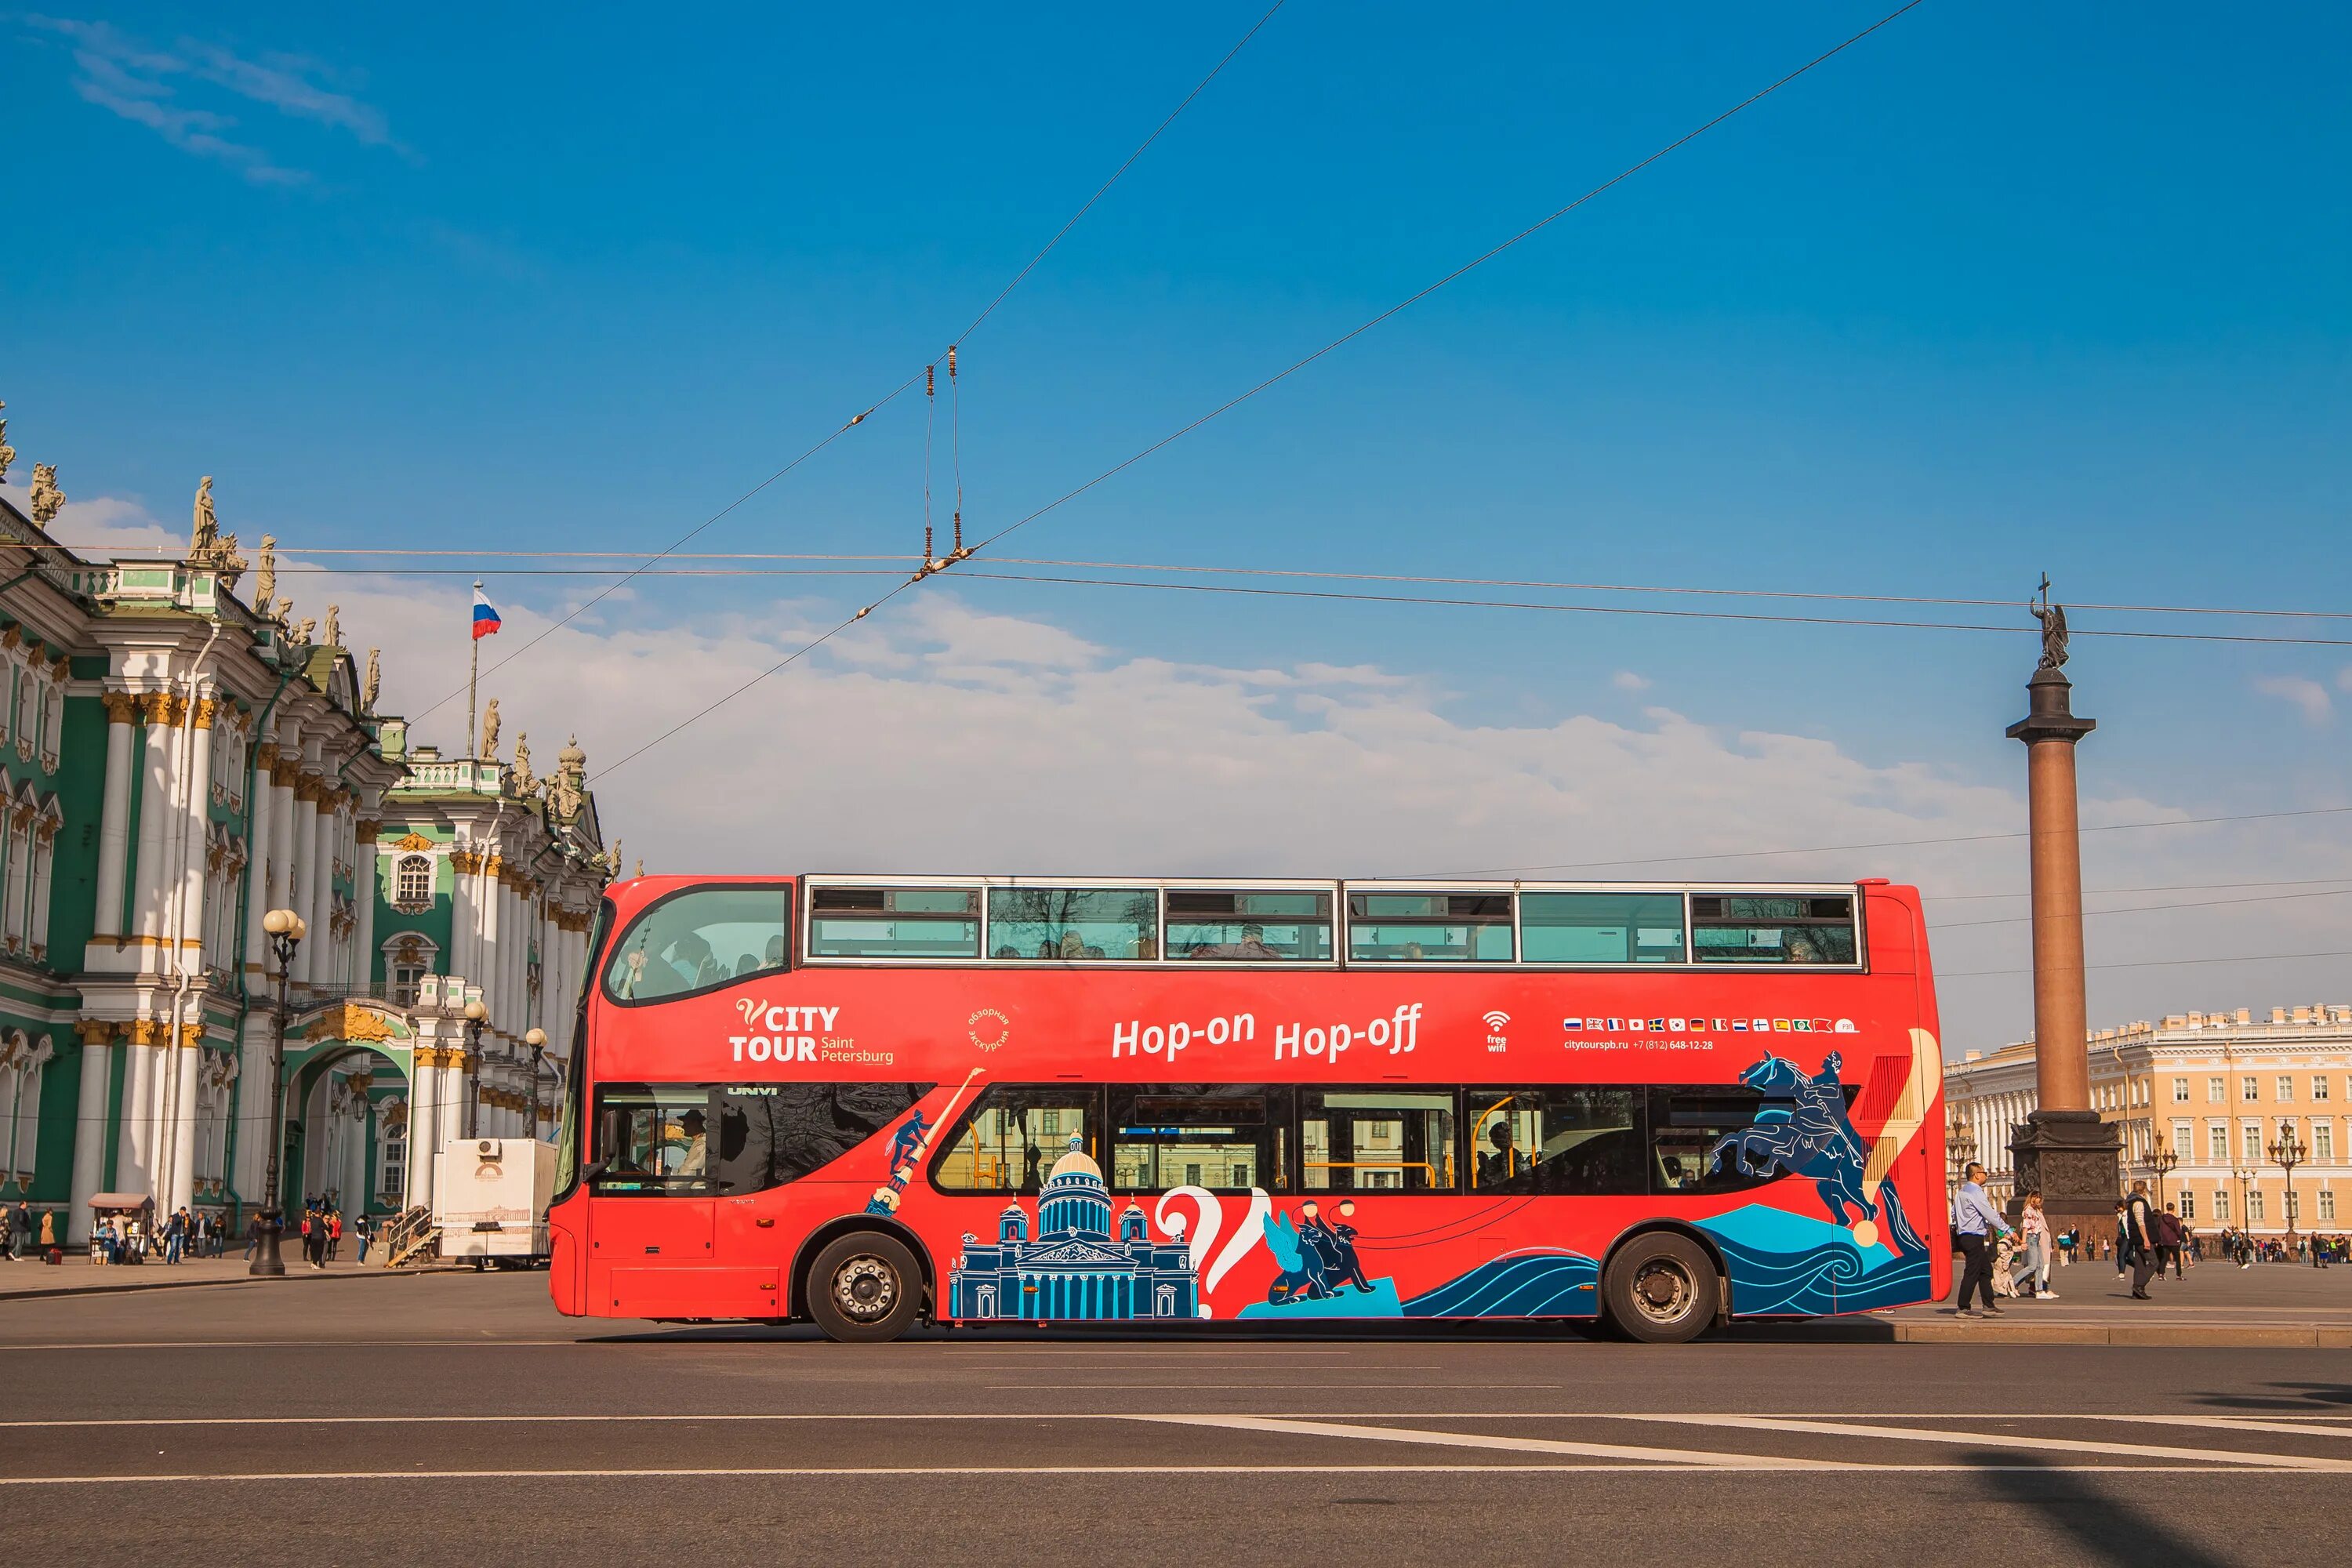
2337, 666, 2352, 694
25, 16, 400, 184
1611, 670, 1650, 692
2253, 674, 2332, 727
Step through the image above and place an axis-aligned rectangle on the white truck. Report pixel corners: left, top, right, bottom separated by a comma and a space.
430, 1138, 557, 1265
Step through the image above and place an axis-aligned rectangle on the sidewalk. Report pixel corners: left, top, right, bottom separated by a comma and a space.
1882, 1255, 2352, 1346
0, 1252, 462, 1301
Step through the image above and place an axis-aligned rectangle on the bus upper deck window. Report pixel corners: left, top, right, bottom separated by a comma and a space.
986, 887, 1158, 961
1346, 891, 1513, 963
1164, 889, 1333, 961
601, 886, 791, 1002
1690, 895, 1857, 965
807, 885, 981, 959
1519, 892, 1686, 964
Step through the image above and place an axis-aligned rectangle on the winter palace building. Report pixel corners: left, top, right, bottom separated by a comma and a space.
0, 484, 614, 1243
1944, 1004, 2352, 1236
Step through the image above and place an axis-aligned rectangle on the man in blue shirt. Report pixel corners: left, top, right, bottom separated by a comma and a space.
1951, 1163, 2010, 1317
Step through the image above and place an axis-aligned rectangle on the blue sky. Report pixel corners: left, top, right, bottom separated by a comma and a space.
9, 2, 2351, 1047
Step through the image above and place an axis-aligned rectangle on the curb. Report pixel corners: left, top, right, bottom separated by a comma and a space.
1890, 1321, 2352, 1348
0, 1265, 471, 1304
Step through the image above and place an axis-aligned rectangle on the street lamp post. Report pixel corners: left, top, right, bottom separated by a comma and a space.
2150, 1134, 2179, 1209
463, 1000, 488, 1141
2232, 1164, 2259, 1241
1947, 1109, 1978, 1192
2268, 1126, 2305, 1250
524, 1027, 547, 1142
249, 909, 306, 1277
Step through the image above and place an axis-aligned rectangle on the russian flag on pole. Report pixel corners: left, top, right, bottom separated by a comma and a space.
472, 589, 503, 640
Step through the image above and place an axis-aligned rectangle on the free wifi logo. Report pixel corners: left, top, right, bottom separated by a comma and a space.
1481, 1010, 1510, 1052
1482, 1011, 1511, 1031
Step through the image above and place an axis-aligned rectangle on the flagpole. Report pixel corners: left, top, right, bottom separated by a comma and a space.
468, 578, 481, 759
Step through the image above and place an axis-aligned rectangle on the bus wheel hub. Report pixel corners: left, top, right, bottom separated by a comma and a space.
1635, 1262, 1690, 1316
835, 1256, 896, 1319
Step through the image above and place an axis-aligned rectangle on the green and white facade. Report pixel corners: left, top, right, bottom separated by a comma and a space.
0, 495, 611, 1242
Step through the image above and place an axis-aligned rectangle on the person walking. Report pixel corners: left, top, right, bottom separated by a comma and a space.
2124, 1180, 2161, 1299
354, 1212, 373, 1265
2016, 1193, 2056, 1299
1950, 1162, 2009, 1318
2157, 1205, 2186, 1280
4, 1199, 26, 1260
327, 1208, 343, 1263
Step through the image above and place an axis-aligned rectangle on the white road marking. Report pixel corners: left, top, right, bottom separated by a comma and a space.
3, 1410, 2347, 1430
1130, 1413, 1839, 1469
1603, 1414, 2352, 1472
0, 1462, 2336, 1486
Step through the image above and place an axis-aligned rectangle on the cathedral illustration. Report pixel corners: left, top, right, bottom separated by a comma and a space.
948, 1134, 1199, 1320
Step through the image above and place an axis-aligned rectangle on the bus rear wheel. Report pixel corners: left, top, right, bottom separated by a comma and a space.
1602, 1232, 1718, 1345
808, 1232, 924, 1343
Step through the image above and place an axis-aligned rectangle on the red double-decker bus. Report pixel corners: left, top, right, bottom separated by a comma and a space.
547, 874, 1948, 1342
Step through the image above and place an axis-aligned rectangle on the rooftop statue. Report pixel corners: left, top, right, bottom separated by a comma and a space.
27, 463, 62, 524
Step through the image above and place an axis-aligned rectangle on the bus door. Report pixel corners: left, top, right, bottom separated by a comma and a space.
586, 1085, 720, 1318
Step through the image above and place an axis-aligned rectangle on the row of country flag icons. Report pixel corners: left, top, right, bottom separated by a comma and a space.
1561, 1016, 1859, 1035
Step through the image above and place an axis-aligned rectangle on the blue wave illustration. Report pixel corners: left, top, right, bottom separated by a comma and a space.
1403, 1250, 1600, 1318
1697, 1204, 1930, 1316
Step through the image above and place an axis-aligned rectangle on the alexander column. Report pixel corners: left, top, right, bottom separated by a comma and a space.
2005, 583, 2119, 1222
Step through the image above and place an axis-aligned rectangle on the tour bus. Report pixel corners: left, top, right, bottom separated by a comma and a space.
547, 874, 1949, 1343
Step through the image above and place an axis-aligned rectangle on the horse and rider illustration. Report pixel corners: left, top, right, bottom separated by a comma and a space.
1707, 1051, 1924, 1257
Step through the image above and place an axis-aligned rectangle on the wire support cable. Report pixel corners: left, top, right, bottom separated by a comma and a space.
1418, 804, 2352, 879
960, 0, 1932, 562
947, 570, 2352, 648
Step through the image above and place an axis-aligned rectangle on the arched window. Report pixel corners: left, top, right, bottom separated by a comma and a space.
394, 854, 434, 913
1, 1032, 49, 1192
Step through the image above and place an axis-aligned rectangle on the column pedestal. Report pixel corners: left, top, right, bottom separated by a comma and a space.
2009, 1109, 2122, 1231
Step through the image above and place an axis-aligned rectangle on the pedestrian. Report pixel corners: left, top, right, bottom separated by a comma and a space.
243, 1210, 263, 1261
327, 1208, 343, 1263
4, 1198, 25, 1259
162, 1208, 184, 1265
2112, 1200, 2130, 1278
1950, 1162, 2009, 1318
2124, 1179, 2160, 1299
354, 1212, 373, 1265
2157, 1203, 2186, 1280
2016, 1192, 2055, 1298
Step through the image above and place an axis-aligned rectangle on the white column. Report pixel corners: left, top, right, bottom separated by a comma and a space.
449, 845, 477, 988
288, 783, 321, 984
481, 869, 504, 1029
165, 1031, 201, 1214
177, 706, 216, 974
354, 826, 378, 996
90, 695, 138, 947
129, 702, 176, 949
118, 1029, 158, 1200
303, 793, 333, 984
243, 741, 277, 989
68, 1025, 116, 1243
407, 1044, 437, 1213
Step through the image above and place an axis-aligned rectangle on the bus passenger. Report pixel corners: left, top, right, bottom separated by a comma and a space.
1783, 933, 1823, 964
1235, 924, 1279, 960
1479, 1122, 1522, 1186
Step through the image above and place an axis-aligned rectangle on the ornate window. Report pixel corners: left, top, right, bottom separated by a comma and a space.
30, 800, 60, 962
0, 1031, 50, 1192
394, 853, 434, 913
38, 662, 62, 775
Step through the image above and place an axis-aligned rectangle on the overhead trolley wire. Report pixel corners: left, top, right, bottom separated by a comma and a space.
153, 546, 2352, 626
1423, 804, 2352, 879
1931, 884, 2352, 931
946, 570, 2352, 648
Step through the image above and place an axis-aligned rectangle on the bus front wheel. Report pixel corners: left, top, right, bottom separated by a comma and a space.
1602, 1232, 1717, 1345
808, 1232, 924, 1343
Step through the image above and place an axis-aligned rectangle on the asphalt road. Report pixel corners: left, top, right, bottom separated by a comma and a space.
3, 1274, 2347, 1566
